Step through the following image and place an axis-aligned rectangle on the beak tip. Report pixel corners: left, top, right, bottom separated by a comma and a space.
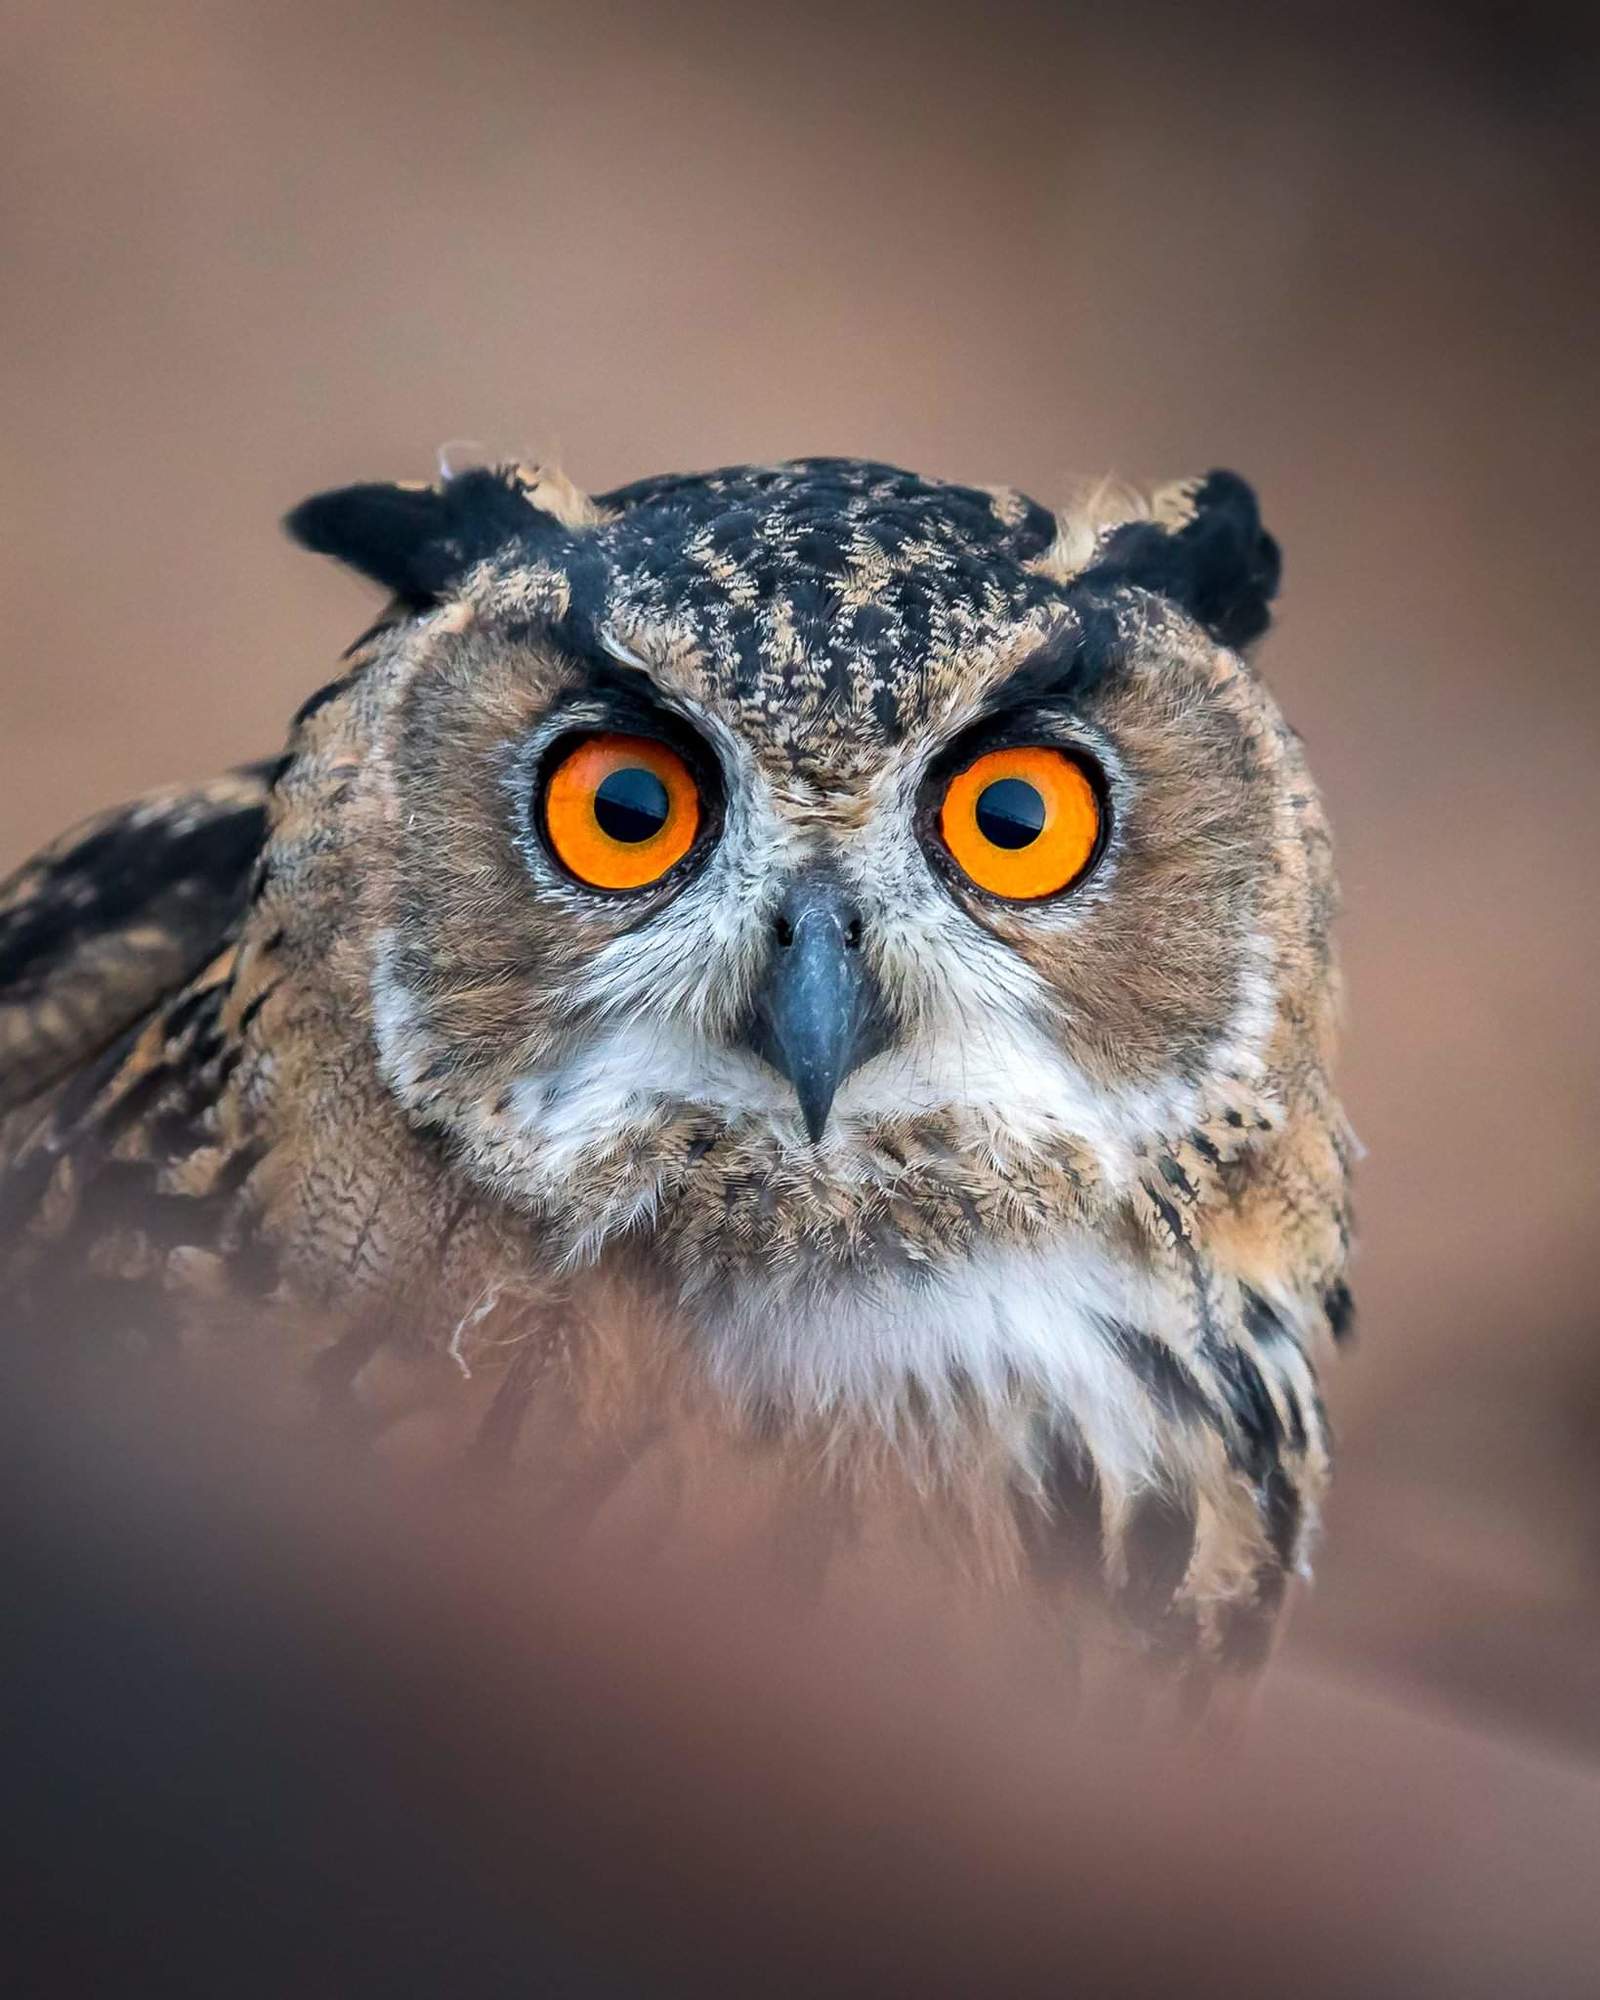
797, 1088, 834, 1146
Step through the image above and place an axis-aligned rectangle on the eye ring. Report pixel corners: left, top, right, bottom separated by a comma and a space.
938, 744, 1104, 901
541, 732, 701, 891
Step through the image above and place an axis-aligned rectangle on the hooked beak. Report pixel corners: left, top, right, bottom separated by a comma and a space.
747, 877, 885, 1143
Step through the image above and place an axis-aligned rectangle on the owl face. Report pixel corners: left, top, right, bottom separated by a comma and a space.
291, 461, 1311, 1289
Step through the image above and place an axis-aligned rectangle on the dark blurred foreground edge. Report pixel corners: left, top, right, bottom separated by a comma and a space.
3, 1349, 1599, 1999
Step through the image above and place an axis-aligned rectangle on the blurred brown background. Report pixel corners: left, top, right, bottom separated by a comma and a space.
2, 0, 1597, 1761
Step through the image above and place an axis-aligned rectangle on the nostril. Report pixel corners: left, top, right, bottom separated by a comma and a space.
773, 914, 794, 948
844, 916, 863, 949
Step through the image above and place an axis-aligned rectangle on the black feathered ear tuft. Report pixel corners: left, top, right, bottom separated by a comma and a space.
1082, 470, 1281, 650
283, 466, 565, 604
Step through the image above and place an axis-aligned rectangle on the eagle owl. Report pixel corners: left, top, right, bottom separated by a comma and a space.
0, 457, 1351, 1690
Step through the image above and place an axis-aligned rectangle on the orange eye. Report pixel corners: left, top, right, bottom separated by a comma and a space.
938, 745, 1103, 900
541, 733, 701, 890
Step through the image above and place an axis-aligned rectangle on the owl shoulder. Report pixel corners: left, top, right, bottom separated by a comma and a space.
0, 765, 274, 1121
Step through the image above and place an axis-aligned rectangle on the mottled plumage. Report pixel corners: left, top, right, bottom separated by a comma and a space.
0, 455, 1352, 1695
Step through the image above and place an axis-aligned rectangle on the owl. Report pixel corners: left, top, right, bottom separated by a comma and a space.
0, 456, 1352, 1693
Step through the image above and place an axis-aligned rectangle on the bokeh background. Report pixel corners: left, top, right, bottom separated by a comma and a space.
3, 1, 1598, 1979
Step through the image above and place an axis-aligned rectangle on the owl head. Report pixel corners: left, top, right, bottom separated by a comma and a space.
286, 458, 1329, 1316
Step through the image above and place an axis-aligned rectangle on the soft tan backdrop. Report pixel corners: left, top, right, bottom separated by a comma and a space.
3, 0, 1597, 1747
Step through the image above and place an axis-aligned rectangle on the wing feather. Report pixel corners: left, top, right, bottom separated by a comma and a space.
0, 765, 273, 1118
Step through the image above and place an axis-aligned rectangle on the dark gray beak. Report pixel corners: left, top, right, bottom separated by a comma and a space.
747, 876, 885, 1143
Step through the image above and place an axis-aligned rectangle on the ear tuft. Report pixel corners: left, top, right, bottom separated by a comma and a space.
1083, 470, 1281, 650
283, 465, 570, 603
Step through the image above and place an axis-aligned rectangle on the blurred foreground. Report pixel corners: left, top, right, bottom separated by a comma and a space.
5, 1347, 1598, 1998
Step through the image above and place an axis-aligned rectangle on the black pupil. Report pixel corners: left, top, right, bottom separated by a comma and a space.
974, 777, 1046, 849
594, 766, 671, 843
